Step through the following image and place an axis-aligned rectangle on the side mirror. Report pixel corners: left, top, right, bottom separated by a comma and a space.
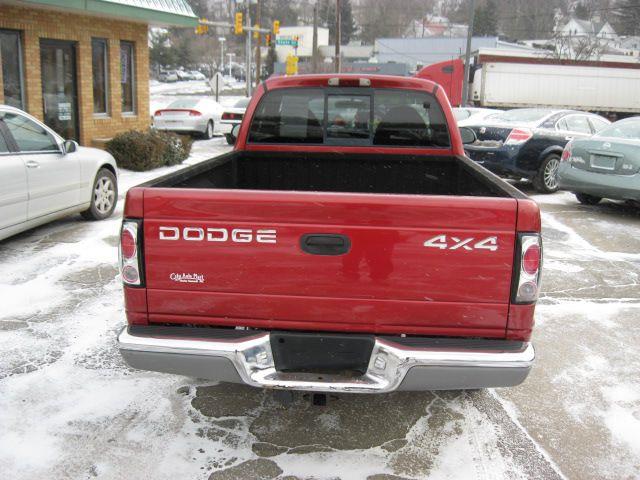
63, 139, 78, 154
230, 124, 241, 144
459, 126, 477, 145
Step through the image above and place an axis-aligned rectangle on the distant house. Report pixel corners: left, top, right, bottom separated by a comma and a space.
558, 17, 617, 40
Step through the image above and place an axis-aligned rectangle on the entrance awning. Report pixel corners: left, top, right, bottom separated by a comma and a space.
22, 0, 198, 27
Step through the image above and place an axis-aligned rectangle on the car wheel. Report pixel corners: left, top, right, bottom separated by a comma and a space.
203, 120, 214, 139
81, 168, 118, 220
533, 154, 561, 193
225, 133, 235, 145
575, 193, 602, 205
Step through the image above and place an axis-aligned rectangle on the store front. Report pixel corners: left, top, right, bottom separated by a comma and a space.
0, 0, 197, 146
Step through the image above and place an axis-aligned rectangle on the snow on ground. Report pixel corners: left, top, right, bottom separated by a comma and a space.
0, 139, 639, 480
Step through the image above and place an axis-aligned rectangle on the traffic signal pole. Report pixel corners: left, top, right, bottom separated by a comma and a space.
245, 6, 252, 97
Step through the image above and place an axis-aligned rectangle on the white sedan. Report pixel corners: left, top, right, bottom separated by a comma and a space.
153, 98, 225, 139
0, 105, 118, 241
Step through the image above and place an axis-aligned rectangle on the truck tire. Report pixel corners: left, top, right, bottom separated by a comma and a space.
81, 168, 118, 220
575, 193, 602, 205
533, 154, 561, 193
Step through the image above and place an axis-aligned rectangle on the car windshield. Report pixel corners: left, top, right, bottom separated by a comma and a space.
486, 109, 551, 124
234, 98, 250, 108
167, 99, 199, 109
453, 109, 470, 121
595, 119, 640, 139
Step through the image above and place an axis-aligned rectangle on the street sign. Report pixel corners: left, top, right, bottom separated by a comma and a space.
210, 72, 224, 101
276, 38, 298, 47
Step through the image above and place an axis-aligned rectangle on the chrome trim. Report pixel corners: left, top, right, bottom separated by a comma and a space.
118, 327, 535, 393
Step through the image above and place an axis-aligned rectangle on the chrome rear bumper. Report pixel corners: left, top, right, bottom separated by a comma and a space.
118, 326, 534, 393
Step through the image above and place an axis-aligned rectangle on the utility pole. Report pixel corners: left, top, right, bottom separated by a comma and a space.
312, 1, 319, 73
219, 37, 226, 75
461, 0, 476, 107
335, 0, 341, 72
245, 3, 252, 97
254, 0, 261, 88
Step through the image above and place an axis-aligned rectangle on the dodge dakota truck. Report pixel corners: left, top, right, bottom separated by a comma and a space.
117, 74, 541, 394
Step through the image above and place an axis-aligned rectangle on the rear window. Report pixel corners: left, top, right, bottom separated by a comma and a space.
595, 119, 640, 139
248, 87, 450, 147
234, 98, 250, 108
167, 99, 199, 109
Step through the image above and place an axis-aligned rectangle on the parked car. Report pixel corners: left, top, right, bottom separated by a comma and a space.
464, 108, 610, 193
153, 98, 224, 139
453, 107, 502, 126
220, 97, 250, 144
0, 105, 118, 241
176, 70, 194, 81
117, 74, 541, 395
558, 116, 640, 205
189, 70, 206, 81
158, 71, 178, 83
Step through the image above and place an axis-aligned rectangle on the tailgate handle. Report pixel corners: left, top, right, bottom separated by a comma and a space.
300, 234, 351, 256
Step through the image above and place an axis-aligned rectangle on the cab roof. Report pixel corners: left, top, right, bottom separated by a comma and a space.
263, 74, 438, 93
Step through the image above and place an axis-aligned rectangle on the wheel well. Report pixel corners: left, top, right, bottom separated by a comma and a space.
99, 163, 116, 177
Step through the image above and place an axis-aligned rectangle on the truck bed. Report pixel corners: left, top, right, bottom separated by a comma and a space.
146, 150, 523, 198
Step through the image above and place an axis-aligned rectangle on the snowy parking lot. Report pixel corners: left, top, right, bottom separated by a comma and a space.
1, 131, 639, 479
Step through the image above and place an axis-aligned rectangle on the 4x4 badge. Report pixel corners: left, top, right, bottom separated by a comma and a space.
423, 235, 498, 251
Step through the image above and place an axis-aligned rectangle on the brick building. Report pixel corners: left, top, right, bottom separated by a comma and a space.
0, 0, 197, 146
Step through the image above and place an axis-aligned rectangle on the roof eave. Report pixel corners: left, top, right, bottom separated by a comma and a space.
21, 0, 198, 27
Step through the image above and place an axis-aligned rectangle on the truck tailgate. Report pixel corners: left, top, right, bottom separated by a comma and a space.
142, 189, 518, 336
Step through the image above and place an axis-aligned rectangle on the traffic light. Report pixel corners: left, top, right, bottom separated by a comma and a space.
265, 34, 271, 46
235, 12, 243, 34
273, 20, 280, 34
253, 24, 259, 39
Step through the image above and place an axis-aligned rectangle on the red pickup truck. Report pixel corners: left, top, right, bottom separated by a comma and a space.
117, 74, 541, 394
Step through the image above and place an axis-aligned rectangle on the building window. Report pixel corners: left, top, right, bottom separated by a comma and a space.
0, 29, 25, 110
120, 41, 135, 114
92, 38, 109, 114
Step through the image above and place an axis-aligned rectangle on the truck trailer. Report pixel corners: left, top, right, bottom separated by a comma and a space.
416, 49, 640, 116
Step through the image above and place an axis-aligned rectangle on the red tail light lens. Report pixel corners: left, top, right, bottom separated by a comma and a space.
514, 233, 542, 304
154, 110, 163, 116
120, 221, 143, 287
522, 244, 541, 275
505, 128, 533, 146
222, 112, 232, 120
561, 142, 572, 162
120, 228, 137, 260
189, 110, 202, 116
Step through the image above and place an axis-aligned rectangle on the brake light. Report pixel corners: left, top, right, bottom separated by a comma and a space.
513, 233, 542, 304
154, 110, 163, 116
120, 220, 143, 286
222, 112, 233, 120
561, 142, 572, 162
188, 110, 201, 117
328, 77, 371, 87
505, 128, 533, 146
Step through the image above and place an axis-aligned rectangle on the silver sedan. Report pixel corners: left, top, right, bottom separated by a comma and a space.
0, 105, 119, 241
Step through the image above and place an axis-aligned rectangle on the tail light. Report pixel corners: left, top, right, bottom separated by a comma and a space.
154, 110, 163, 116
188, 110, 201, 116
505, 128, 533, 146
561, 141, 572, 162
222, 112, 232, 120
513, 233, 542, 304
120, 220, 144, 287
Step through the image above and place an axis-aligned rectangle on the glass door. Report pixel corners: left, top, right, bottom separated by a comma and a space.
40, 39, 79, 141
